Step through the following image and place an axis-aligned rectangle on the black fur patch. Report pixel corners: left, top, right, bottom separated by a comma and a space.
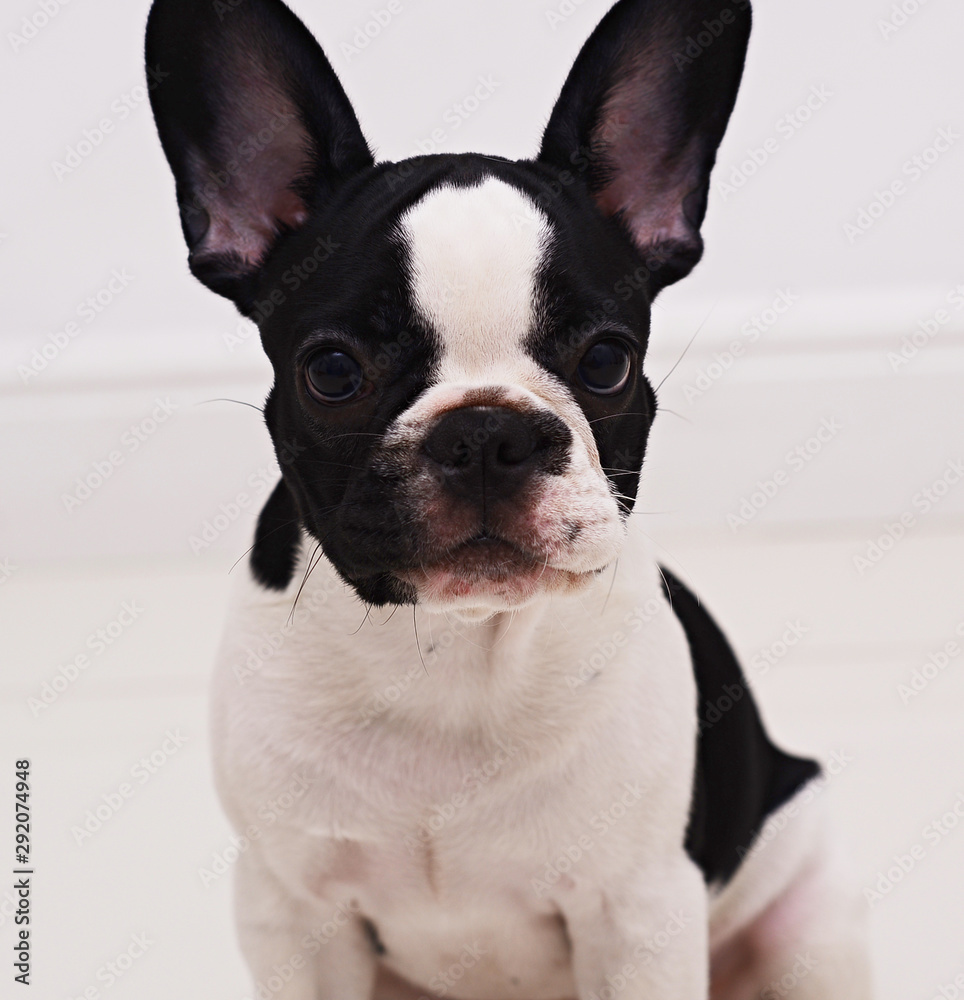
660, 569, 821, 885
250, 478, 303, 591
362, 918, 388, 956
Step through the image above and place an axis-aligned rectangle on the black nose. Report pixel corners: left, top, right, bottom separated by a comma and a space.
422, 406, 569, 500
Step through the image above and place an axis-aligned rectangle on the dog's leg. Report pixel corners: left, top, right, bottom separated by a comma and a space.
561, 858, 710, 1000
710, 840, 873, 1000
235, 849, 378, 1000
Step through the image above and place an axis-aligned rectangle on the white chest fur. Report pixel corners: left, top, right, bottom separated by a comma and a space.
210, 524, 698, 996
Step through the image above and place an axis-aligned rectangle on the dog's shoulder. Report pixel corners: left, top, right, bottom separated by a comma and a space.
250, 478, 303, 591
659, 569, 821, 886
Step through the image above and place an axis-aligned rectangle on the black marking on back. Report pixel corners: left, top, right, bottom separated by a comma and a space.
660, 569, 821, 885
250, 478, 302, 591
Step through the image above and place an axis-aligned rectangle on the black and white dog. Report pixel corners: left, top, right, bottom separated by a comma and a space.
146, 0, 871, 996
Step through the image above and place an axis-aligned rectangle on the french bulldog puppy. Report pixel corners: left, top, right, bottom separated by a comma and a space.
146, 0, 872, 996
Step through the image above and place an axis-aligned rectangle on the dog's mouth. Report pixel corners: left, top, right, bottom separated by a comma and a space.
438, 533, 538, 576
396, 532, 591, 610
406, 532, 541, 582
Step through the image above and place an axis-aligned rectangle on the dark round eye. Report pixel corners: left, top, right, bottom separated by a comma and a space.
577, 339, 632, 396
305, 349, 366, 404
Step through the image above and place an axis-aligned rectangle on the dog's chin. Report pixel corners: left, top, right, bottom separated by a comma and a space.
396, 538, 602, 621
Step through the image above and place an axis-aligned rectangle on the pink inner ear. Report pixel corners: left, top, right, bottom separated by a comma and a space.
591, 48, 702, 252
192, 42, 314, 267
192, 145, 310, 266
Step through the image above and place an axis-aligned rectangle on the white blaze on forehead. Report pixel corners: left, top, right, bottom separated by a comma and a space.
400, 178, 552, 379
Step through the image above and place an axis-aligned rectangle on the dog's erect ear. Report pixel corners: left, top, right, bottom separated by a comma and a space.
145, 0, 373, 311
539, 0, 751, 294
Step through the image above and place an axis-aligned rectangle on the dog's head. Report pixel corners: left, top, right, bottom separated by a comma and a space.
147, 0, 750, 617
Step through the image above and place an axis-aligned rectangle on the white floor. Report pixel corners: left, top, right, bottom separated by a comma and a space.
2, 523, 963, 1000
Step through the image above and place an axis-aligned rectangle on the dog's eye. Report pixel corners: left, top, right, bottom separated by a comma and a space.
577, 339, 632, 396
305, 349, 367, 404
